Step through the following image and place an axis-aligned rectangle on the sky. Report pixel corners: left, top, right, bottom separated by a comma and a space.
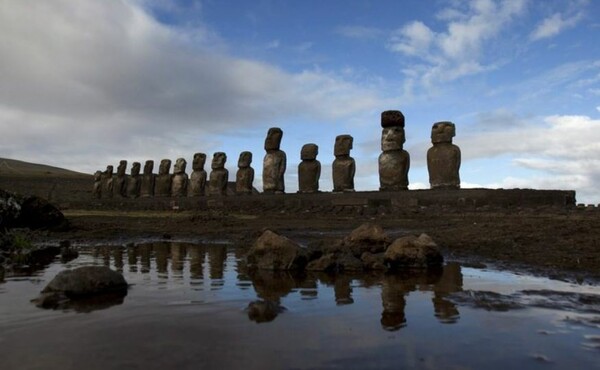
1, 0, 599, 202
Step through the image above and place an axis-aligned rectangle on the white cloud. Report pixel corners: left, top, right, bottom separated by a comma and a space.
387, 0, 526, 88
0, 0, 384, 174
596, 106, 600, 112
530, 12, 584, 41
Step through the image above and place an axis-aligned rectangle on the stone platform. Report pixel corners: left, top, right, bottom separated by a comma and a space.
76, 188, 576, 213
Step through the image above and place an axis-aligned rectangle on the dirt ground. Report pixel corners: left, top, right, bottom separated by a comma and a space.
32, 205, 600, 283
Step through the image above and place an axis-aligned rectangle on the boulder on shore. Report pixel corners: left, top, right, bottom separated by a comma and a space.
384, 234, 443, 269
246, 230, 308, 270
336, 223, 392, 257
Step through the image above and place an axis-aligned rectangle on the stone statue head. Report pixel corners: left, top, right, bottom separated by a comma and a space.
381, 126, 406, 151
192, 153, 207, 171
105, 165, 113, 177
212, 152, 227, 170
174, 158, 187, 174
334, 135, 353, 157
431, 121, 455, 144
143, 160, 154, 175
301, 143, 318, 160
159, 159, 171, 175
117, 160, 127, 176
381, 110, 405, 128
131, 162, 141, 176
238, 151, 252, 168
264, 127, 283, 151
94, 170, 102, 181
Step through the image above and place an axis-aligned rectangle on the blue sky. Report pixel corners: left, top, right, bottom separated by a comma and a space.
1, 0, 599, 202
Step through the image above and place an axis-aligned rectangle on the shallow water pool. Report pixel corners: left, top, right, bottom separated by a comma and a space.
0, 242, 599, 369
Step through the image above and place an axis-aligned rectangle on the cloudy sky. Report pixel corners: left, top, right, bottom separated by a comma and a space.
1, 0, 599, 202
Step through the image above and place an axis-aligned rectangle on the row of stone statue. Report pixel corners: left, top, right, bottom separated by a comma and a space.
93, 110, 461, 198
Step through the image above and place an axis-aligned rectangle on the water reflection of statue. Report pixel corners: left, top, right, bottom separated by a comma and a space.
379, 265, 463, 331
170, 243, 186, 274
189, 245, 205, 280
154, 242, 169, 276
432, 263, 463, 323
246, 270, 300, 323
139, 244, 151, 273
127, 245, 138, 273
208, 246, 227, 285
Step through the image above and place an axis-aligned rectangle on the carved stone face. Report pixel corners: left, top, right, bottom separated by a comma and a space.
334, 135, 353, 157
131, 162, 141, 176
94, 171, 102, 181
159, 159, 171, 175
174, 158, 187, 174
381, 110, 405, 128
117, 160, 127, 176
431, 121, 455, 144
105, 165, 113, 176
143, 160, 154, 175
264, 127, 283, 151
381, 126, 406, 151
238, 151, 252, 168
193, 153, 206, 171
212, 152, 227, 170
301, 143, 318, 160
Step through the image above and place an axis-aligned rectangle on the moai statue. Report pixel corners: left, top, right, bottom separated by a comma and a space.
140, 160, 155, 198
378, 110, 410, 191
114, 160, 128, 197
332, 135, 355, 192
93, 170, 102, 198
209, 152, 228, 196
126, 162, 142, 198
298, 143, 320, 193
262, 127, 286, 194
101, 165, 114, 198
190, 153, 207, 197
155, 159, 172, 197
236, 151, 254, 195
427, 121, 461, 189
171, 158, 189, 197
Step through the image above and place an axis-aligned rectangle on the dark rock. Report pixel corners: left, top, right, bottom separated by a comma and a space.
336, 253, 363, 271
384, 234, 443, 269
306, 253, 337, 272
361, 252, 386, 270
341, 223, 391, 257
34, 266, 128, 306
0, 189, 22, 229
18, 196, 65, 229
246, 230, 307, 270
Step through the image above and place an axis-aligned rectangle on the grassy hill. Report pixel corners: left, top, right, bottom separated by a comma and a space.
0, 158, 90, 178
0, 158, 92, 204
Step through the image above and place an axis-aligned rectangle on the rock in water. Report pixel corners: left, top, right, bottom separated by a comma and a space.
246, 230, 307, 270
384, 234, 443, 269
33, 266, 128, 309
